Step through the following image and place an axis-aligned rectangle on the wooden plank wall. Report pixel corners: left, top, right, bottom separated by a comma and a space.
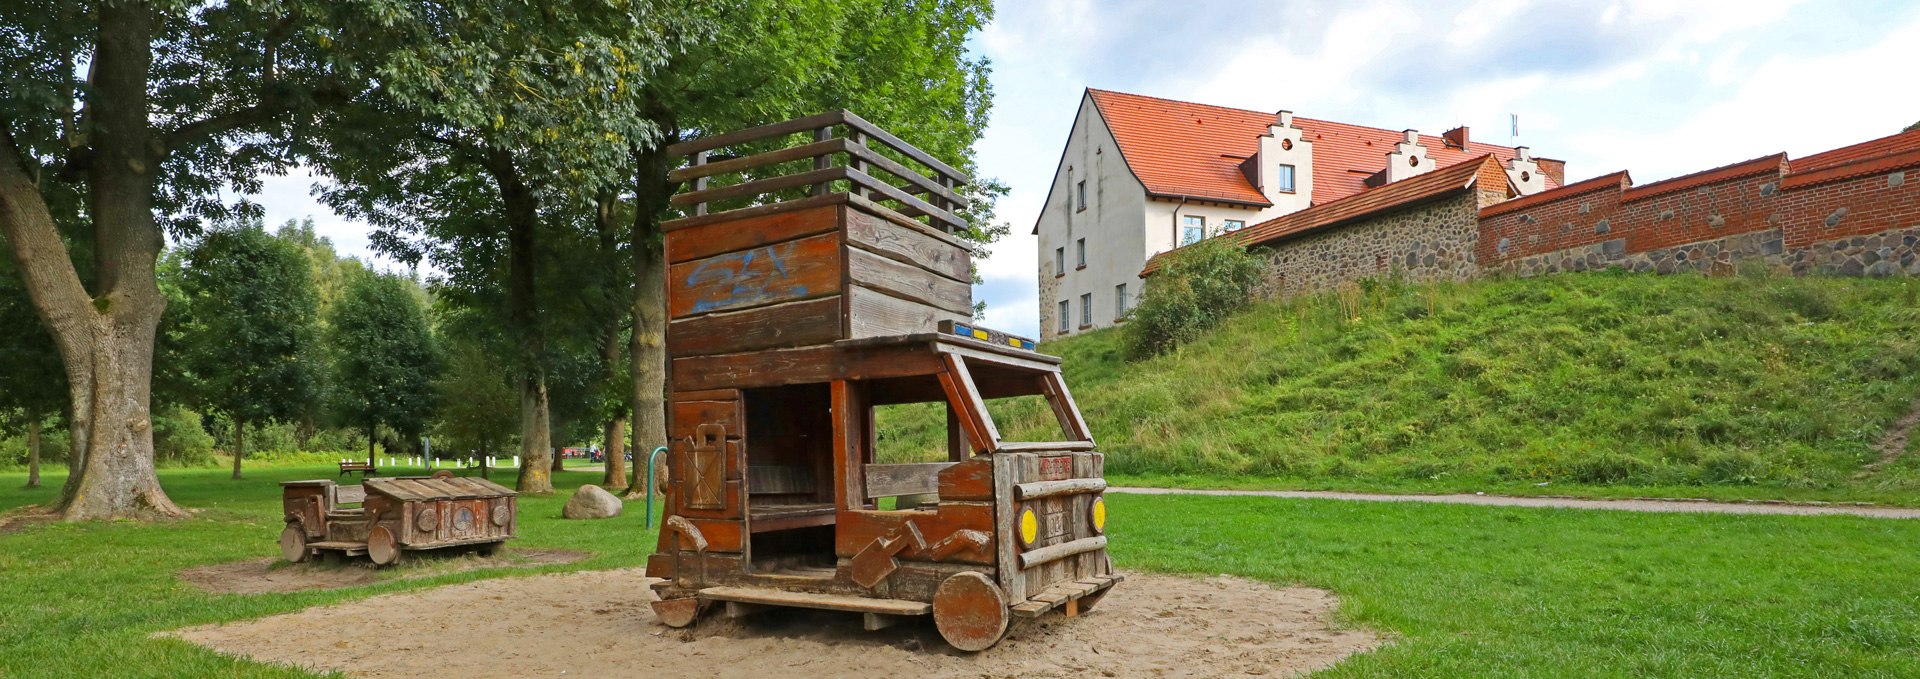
666, 389, 748, 555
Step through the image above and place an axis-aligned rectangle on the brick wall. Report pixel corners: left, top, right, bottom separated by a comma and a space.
1476, 145, 1920, 278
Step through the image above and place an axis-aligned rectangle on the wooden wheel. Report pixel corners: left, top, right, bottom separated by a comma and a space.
368, 526, 403, 566
933, 571, 1009, 652
651, 597, 705, 628
279, 523, 310, 563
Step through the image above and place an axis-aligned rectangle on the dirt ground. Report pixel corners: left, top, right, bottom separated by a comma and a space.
178, 549, 589, 594
168, 569, 1381, 678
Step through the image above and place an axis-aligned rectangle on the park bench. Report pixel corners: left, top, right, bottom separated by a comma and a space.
338, 460, 377, 477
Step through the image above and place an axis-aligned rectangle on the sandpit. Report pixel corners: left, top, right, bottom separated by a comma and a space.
168, 568, 1380, 678
179, 550, 589, 594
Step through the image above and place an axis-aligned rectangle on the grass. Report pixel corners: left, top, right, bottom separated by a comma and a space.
0, 462, 659, 678
880, 271, 1920, 504
6, 463, 1920, 677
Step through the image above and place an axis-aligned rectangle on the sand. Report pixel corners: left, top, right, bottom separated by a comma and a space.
168, 568, 1380, 678
178, 550, 589, 594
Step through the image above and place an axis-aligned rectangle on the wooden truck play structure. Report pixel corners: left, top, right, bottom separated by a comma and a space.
280, 471, 518, 566
645, 111, 1118, 651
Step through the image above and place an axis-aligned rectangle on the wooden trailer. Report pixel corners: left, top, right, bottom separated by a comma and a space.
280, 471, 518, 566
645, 111, 1118, 651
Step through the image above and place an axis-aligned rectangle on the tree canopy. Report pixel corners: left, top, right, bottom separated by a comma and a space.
327, 270, 439, 460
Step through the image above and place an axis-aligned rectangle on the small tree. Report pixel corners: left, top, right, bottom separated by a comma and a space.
433, 341, 519, 480
1123, 237, 1266, 359
329, 271, 440, 464
179, 223, 321, 479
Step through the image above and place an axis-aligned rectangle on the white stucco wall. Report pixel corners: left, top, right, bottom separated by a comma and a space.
1035, 95, 1149, 340
1033, 101, 1319, 340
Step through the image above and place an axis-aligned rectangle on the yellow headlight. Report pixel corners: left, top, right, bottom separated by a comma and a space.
1018, 507, 1039, 547
1090, 496, 1107, 534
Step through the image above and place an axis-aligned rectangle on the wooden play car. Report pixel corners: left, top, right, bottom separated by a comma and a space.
280, 471, 518, 566
645, 111, 1118, 651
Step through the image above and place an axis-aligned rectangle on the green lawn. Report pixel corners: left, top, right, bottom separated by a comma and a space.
6, 464, 1920, 677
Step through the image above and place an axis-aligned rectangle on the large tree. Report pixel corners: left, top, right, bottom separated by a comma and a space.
178, 221, 320, 479
617, 0, 1003, 494
315, 0, 717, 492
0, 0, 386, 519
327, 270, 439, 463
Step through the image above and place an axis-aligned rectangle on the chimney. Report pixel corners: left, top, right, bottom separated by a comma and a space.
1276, 110, 1293, 128
1443, 126, 1469, 149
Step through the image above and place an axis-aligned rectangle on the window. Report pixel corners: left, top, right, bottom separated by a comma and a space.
1181, 215, 1205, 245
1114, 283, 1128, 318
1058, 301, 1070, 333
1075, 238, 1086, 268
1054, 247, 1065, 275
1223, 219, 1245, 232
1079, 293, 1092, 327
1275, 164, 1296, 193
1076, 180, 1088, 212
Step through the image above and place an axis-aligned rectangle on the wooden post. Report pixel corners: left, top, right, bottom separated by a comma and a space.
812, 126, 835, 197
692, 150, 710, 216
946, 403, 968, 462
849, 130, 869, 199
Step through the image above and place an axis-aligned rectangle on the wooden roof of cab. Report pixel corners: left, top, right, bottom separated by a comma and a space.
363, 476, 517, 501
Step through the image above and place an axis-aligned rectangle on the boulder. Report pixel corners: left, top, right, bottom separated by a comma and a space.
563, 484, 623, 520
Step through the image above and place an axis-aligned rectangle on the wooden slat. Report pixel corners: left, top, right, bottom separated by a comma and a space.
672, 343, 946, 393
697, 586, 930, 616
863, 462, 955, 498
669, 138, 843, 182
662, 192, 847, 233
1047, 373, 1095, 444
843, 140, 969, 208
671, 166, 848, 208
1013, 478, 1107, 501
845, 193, 973, 250
842, 110, 968, 185
665, 201, 839, 264
667, 111, 849, 157
667, 296, 844, 358
334, 486, 367, 505
843, 166, 965, 232
846, 285, 969, 340
845, 208, 971, 283
847, 247, 971, 315
993, 453, 1024, 603
667, 232, 843, 318
992, 441, 1097, 454
1018, 535, 1107, 569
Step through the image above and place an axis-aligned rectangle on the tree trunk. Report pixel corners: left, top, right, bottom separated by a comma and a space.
601, 415, 628, 491
488, 148, 555, 494
231, 419, 246, 480
0, 3, 183, 520
517, 372, 554, 492
26, 418, 41, 489
551, 426, 566, 473
626, 140, 672, 498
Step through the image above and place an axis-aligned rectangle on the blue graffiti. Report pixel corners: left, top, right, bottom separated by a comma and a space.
685, 242, 809, 314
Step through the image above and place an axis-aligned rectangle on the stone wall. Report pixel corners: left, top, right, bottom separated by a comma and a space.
1259, 193, 1481, 299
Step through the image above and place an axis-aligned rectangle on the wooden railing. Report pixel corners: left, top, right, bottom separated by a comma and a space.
665, 110, 972, 234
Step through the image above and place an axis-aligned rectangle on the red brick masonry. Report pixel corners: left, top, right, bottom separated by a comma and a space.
1479, 129, 1920, 277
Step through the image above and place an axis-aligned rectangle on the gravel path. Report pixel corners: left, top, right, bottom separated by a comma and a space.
1110, 487, 1920, 519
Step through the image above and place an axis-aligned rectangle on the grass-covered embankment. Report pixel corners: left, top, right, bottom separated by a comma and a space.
883, 272, 1920, 503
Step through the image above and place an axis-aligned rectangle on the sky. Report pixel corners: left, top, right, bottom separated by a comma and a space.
248, 0, 1920, 339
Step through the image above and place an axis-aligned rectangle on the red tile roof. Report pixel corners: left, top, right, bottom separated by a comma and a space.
1791, 127, 1920, 174
1620, 153, 1785, 203
1087, 89, 1555, 209
1782, 128, 1920, 190
1142, 156, 1505, 275
1479, 171, 1630, 218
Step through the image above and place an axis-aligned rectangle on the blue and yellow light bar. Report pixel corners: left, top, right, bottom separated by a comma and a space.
942, 320, 1038, 351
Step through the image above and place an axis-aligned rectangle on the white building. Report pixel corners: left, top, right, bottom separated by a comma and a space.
1033, 89, 1559, 339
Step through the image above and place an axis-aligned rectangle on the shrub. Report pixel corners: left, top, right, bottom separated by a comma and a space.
1122, 237, 1265, 359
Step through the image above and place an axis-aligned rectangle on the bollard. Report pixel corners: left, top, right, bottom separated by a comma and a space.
644, 445, 669, 528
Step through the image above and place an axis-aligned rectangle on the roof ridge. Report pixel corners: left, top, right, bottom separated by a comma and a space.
1084, 87, 1276, 118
